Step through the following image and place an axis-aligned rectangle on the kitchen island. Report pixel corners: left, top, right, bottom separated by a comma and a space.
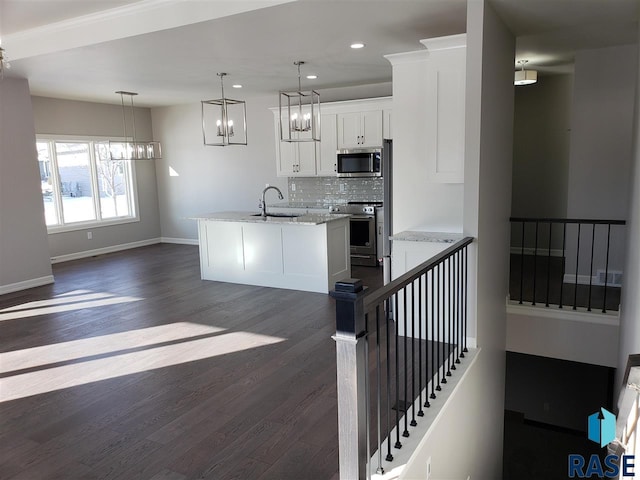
192, 212, 351, 294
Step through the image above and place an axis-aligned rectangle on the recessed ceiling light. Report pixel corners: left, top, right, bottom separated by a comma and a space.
306, 75, 317, 80
351, 42, 365, 49
232, 84, 242, 88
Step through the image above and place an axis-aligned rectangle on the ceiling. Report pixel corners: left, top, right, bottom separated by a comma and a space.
1, 0, 638, 107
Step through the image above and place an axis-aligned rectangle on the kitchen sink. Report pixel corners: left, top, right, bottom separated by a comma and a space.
251, 213, 302, 218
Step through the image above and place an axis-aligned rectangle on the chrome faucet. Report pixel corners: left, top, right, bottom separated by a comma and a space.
260, 186, 284, 217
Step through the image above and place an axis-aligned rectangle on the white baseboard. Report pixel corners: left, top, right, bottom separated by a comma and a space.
160, 237, 198, 246
50, 238, 161, 264
510, 247, 564, 257
507, 301, 619, 325
0, 275, 55, 295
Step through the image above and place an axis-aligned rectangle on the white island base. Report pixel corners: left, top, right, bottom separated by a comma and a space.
195, 213, 351, 294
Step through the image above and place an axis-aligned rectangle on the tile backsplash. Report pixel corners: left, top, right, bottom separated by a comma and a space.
288, 176, 383, 205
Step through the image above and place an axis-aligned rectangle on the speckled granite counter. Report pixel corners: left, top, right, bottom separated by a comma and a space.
392, 231, 463, 243
191, 211, 349, 225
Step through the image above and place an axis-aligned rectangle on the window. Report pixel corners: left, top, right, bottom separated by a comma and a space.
37, 136, 138, 231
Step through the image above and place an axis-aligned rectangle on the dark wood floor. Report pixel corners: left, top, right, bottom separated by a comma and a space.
1, 244, 358, 480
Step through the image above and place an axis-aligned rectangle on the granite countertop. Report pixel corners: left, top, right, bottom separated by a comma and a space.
392, 231, 464, 243
191, 211, 350, 225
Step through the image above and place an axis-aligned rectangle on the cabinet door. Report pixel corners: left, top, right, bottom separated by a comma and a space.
318, 114, 338, 176
425, 48, 465, 183
337, 112, 362, 149
360, 110, 383, 147
277, 141, 297, 177
296, 141, 317, 176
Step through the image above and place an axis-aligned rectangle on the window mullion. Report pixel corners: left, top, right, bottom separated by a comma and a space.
89, 142, 102, 221
50, 141, 65, 226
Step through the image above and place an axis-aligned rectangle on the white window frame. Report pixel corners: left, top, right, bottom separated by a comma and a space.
37, 134, 140, 233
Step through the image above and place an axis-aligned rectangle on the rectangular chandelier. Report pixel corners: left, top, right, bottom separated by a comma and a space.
202, 73, 247, 146
279, 61, 320, 143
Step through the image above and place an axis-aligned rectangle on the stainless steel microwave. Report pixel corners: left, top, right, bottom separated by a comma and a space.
336, 148, 382, 177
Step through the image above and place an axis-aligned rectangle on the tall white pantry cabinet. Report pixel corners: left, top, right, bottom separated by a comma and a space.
386, 33, 466, 184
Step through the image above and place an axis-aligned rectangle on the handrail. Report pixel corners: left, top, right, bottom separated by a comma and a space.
331, 235, 474, 479
365, 236, 474, 310
509, 217, 626, 312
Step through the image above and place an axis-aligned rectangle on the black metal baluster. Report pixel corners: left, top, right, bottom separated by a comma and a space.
441, 261, 447, 385
463, 245, 468, 354
603, 224, 612, 314
574, 223, 581, 310
560, 222, 566, 309
430, 268, 437, 398
425, 271, 431, 407
418, 275, 425, 415
455, 250, 461, 365
384, 298, 394, 461
375, 304, 384, 475
410, 281, 417, 427
520, 221, 525, 304
402, 286, 409, 438
393, 291, 401, 449
588, 223, 595, 312
448, 256, 454, 374
436, 263, 442, 391
532, 221, 539, 305
546, 222, 552, 307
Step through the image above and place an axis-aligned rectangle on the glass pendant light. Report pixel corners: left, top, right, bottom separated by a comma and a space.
202, 72, 247, 146
279, 61, 320, 143
99, 91, 162, 160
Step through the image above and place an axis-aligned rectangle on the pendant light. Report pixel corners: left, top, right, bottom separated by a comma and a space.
202, 73, 247, 146
279, 61, 320, 143
514, 60, 537, 86
99, 91, 162, 160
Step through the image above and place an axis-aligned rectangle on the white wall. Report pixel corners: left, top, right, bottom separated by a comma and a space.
31, 96, 162, 259
388, 50, 465, 234
151, 95, 288, 241
617, 28, 640, 394
0, 79, 53, 293
512, 74, 573, 219
567, 44, 637, 221
401, 1, 514, 478
507, 306, 619, 368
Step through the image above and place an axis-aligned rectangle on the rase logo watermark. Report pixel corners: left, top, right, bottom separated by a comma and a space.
568, 407, 635, 478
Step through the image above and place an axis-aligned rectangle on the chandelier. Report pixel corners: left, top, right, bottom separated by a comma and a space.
98, 91, 162, 161
202, 73, 247, 146
279, 61, 320, 142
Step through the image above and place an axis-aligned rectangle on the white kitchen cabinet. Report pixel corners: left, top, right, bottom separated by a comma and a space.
421, 35, 466, 183
383, 110, 392, 140
271, 99, 390, 177
337, 110, 383, 148
277, 139, 317, 177
317, 114, 338, 175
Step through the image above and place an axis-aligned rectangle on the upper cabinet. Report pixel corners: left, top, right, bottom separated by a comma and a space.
386, 34, 466, 184
337, 110, 383, 149
317, 114, 338, 175
271, 97, 391, 178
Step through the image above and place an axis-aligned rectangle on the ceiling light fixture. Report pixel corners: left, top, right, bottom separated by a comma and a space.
279, 61, 320, 143
98, 91, 161, 161
202, 73, 247, 146
0, 46, 11, 80
351, 42, 365, 49
232, 84, 243, 89
306, 75, 317, 80
514, 60, 537, 86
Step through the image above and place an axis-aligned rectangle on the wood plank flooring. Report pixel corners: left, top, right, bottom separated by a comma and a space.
0, 244, 349, 480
